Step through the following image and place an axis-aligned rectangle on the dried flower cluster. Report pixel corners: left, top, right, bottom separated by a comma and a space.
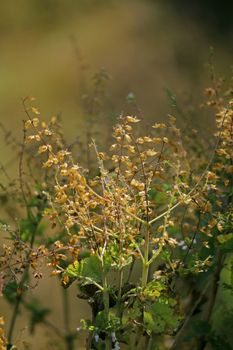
0, 80, 232, 349
0, 317, 6, 350
23, 107, 198, 273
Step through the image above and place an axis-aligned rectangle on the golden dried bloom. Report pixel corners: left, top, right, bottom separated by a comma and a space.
38, 145, 52, 154
30, 107, 40, 115
153, 137, 162, 144
216, 148, 228, 157
143, 136, 153, 143
0, 327, 7, 350
168, 238, 177, 248
125, 145, 136, 154
125, 124, 133, 132
27, 134, 41, 142
168, 115, 177, 124
98, 152, 107, 160
32, 118, 40, 127
152, 123, 166, 129
125, 116, 140, 123
43, 129, 53, 136
125, 134, 132, 143
43, 155, 59, 168
25, 120, 32, 129
50, 116, 57, 124
110, 144, 118, 151
206, 171, 218, 180
56, 193, 68, 204
43, 159, 54, 168
130, 179, 145, 191
51, 270, 62, 276
136, 137, 144, 144
228, 99, 233, 106
145, 149, 158, 157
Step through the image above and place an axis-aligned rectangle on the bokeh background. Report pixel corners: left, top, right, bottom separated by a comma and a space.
1, 0, 233, 175
0, 1, 233, 349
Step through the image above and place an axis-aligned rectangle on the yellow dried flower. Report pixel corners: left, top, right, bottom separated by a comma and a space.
152, 123, 166, 129
31, 107, 40, 115
38, 145, 51, 154
25, 120, 32, 129
126, 116, 140, 123
32, 118, 39, 127
146, 149, 158, 157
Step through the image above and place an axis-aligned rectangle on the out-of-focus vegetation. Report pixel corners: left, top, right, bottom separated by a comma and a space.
1, 0, 233, 177
157, 0, 233, 39
0, 1, 233, 350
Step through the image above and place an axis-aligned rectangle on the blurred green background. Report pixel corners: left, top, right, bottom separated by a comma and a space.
1, 0, 233, 176
0, 1, 233, 349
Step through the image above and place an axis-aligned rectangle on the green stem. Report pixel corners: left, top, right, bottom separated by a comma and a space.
148, 245, 163, 266
196, 251, 223, 350
136, 225, 150, 350
146, 335, 153, 350
142, 262, 149, 289
7, 295, 21, 345
142, 224, 150, 288
7, 216, 38, 345
103, 271, 111, 350
65, 335, 75, 350
117, 267, 123, 318
63, 289, 75, 350
63, 289, 70, 334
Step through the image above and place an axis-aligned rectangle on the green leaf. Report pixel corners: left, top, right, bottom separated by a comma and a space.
221, 282, 233, 292
3, 281, 18, 304
19, 217, 38, 242
142, 280, 166, 301
217, 233, 233, 252
124, 300, 142, 324
103, 245, 133, 271
144, 299, 180, 334
80, 318, 96, 332
184, 319, 210, 341
95, 310, 107, 329
66, 260, 80, 278
217, 233, 233, 244
65, 255, 102, 283
82, 256, 102, 282
144, 311, 157, 334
